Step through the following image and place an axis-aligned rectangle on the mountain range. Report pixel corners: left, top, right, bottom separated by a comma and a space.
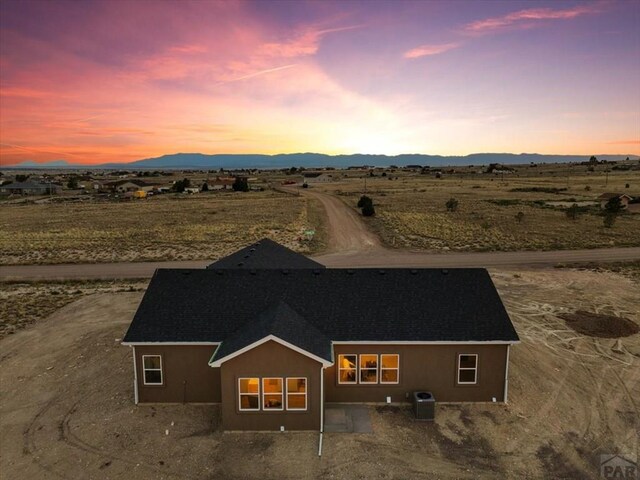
5, 152, 639, 170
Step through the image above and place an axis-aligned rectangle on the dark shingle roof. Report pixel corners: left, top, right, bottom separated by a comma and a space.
206, 238, 325, 269
211, 301, 332, 363
123, 268, 519, 347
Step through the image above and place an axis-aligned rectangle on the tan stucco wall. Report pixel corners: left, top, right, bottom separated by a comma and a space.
325, 344, 509, 403
134, 345, 221, 403
220, 340, 322, 431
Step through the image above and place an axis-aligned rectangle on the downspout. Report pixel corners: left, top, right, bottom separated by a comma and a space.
503, 344, 510, 403
318, 366, 324, 457
132, 346, 139, 405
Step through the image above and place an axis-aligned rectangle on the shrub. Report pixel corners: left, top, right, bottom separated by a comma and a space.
603, 212, 617, 228
66, 176, 78, 189
566, 204, 581, 220
173, 178, 190, 192
604, 197, 623, 215
302, 183, 309, 189
357, 195, 373, 208
201, 182, 209, 192
584, 185, 591, 191
445, 197, 459, 212
515, 211, 525, 223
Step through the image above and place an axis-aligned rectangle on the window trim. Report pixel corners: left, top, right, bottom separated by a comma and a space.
142, 354, 163, 386
262, 377, 284, 411
380, 354, 400, 384
457, 353, 478, 385
358, 354, 379, 384
285, 377, 307, 411
337, 354, 358, 384
238, 377, 261, 411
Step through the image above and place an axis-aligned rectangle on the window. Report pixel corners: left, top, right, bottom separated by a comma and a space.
142, 355, 163, 385
458, 354, 478, 384
239, 378, 260, 411
286, 378, 307, 411
338, 354, 357, 384
262, 378, 284, 410
380, 354, 399, 384
359, 354, 378, 383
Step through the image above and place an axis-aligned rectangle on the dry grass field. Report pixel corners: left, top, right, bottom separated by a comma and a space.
314, 165, 640, 252
0, 267, 637, 479
0, 190, 323, 265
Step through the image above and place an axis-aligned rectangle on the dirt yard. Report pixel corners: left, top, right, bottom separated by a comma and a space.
0, 269, 638, 479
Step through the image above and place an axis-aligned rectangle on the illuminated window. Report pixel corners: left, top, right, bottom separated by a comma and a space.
338, 354, 357, 384
262, 378, 284, 410
380, 354, 399, 384
359, 354, 378, 383
142, 355, 162, 385
238, 378, 260, 411
286, 378, 307, 411
457, 354, 478, 384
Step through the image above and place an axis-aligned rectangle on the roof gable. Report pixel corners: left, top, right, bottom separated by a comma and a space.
207, 238, 325, 269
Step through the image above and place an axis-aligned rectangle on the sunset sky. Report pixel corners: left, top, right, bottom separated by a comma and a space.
1, 0, 639, 165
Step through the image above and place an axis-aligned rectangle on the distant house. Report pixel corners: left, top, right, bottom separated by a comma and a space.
104, 179, 155, 193
208, 176, 236, 190
598, 193, 633, 209
303, 173, 333, 183
122, 239, 520, 432
184, 187, 200, 194
0, 181, 60, 195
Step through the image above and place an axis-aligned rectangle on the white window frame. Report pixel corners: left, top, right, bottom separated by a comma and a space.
337, 354, 358, 384
285, 377, 307, 411
380, 354, 400, 384
262, 377, 284, 411
358, 354, 379, 384
457, 354, 478, 385
142, 355, 163, 385
238, 377, 260, 411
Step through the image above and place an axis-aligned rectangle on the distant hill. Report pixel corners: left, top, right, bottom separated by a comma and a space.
5, 153, 639, 169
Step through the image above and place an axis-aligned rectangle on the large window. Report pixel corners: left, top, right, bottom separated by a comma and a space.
238, 377, 307, 412
457, 354, 478, 384
142, 355, 163, 385
337, 354, 400, 385
359, 354, 378, 383
286, 378, 307, 411
338, 354, 357, 384
262, 378, 284, 410
239, 377, 260, 411
380, 354, 399, 384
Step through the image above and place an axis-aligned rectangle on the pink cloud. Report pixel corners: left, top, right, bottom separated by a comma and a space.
463, 4, 602, 35
404, 42, 460, 59
258, 25, 363, 58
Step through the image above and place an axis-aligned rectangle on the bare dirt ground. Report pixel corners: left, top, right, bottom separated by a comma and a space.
1, 269, 638, 479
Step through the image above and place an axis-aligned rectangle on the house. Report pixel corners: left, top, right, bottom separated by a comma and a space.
0, 181, 60, 195
598, 193, 633, 209
103, 179, 155, 193
122, 239, 520, 431
208, 176, 236, 190
303, 173, 333, 183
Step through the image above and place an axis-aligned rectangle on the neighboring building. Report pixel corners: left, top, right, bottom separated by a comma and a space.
303, 173, 333, 183
122, 239, 520, 431
103, 179, 155, 193
0, 181, 60, 195
598, 193, 633, 209
208, 176, 235, 190
184, 187, 200, 194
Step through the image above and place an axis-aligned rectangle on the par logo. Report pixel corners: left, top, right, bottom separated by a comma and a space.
600, 454, 637, 479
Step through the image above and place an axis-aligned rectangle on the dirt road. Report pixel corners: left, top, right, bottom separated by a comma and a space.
2, 188, 640, 281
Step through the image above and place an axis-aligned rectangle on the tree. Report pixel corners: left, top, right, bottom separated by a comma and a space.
589, 156, 598, 164
16, 174, 30, 182
67, 176, 78, 189
302, 183, 309, 189
361, 203, 375, 216
566, 204, 581, 220
173, 178, 190, 192
232, 176, 249, 192
445, 197, 459, 212
515, 211, 524, 223
604, 196, 623, 215
201, 182, 209, 192
357, 195, 373, 208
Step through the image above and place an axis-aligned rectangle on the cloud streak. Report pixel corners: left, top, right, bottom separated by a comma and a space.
404, 42, 460, 59
463, 4, 602, 35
